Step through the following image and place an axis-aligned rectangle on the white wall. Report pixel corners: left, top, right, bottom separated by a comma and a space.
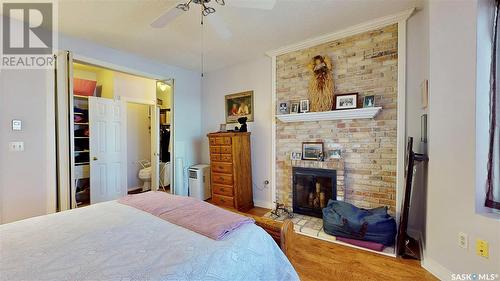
201, 57, 273, 208
0, 69, 56, 223
406, 1, 430, 240
126, 103, 151, 189
424, 0, 500, 278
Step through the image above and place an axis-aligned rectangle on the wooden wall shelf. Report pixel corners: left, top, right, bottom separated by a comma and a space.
276, 107, 382, 123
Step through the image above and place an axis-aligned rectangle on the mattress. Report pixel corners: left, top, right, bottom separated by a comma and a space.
0, 201, 298, 281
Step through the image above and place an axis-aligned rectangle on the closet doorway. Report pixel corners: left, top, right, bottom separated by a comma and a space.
55, 51, 174, 211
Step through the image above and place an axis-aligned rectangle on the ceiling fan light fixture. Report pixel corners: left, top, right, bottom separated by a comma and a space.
215, 0, 225, 6
202, 6, 216, 16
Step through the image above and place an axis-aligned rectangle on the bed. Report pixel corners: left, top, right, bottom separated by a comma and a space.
0, 199, 298, 281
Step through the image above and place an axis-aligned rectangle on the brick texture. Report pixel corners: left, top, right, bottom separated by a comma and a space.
276, 24, 398, 213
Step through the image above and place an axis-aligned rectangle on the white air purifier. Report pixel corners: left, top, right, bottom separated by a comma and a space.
188, 164, 211, 200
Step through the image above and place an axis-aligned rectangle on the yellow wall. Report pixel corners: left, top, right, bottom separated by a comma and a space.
73, 62, 114, 99
156, 82, 172, 109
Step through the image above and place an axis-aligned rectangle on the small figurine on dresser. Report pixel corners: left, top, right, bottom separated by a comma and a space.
234, 117, 248, 132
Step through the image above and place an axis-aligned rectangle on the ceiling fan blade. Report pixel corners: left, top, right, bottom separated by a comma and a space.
150, 5, 183, 28
206, 13, 232, 39
226, 0, 276, 10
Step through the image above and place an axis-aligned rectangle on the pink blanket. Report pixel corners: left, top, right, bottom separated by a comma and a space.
118, 192, 254, 240
336, 237, 385, 252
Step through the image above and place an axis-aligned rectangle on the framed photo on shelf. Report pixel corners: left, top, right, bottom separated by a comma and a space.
302, 142, 324, 160
278, 101, 290, 114
335, 93, 358, 110
225, 91, 254, 123
363, 95, 375, 108
327, 149, 342, 160
219, 124, 227, 132
290, 101, 300, 114
300, 99, 310, 113
290, 152, 302, 160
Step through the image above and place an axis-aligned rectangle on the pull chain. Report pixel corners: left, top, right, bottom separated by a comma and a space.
200, 8, 204, 78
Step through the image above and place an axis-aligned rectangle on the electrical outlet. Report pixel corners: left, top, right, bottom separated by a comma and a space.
458, 232, 468, 249
9, 141, 24, 152
476, 239, 489, 258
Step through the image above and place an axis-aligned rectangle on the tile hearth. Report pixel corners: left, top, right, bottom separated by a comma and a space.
264, 211, 395, 256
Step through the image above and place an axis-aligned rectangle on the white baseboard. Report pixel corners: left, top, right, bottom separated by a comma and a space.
254, 200, 273, 209
422, 256, 452, 280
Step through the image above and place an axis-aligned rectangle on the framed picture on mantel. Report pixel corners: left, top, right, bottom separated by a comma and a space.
335, 93, 358, 110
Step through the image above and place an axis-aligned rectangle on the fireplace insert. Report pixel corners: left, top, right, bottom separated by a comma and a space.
292, 167, 337, 218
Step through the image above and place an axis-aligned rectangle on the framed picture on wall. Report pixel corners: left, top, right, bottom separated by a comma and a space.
225, 91, 254, 123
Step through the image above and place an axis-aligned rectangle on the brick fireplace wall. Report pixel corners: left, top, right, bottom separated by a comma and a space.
276, 24, 398, 213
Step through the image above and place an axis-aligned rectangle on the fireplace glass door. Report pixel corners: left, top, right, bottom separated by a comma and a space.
292, 167, 337, 218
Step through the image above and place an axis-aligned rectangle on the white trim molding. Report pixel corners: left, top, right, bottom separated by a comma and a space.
276, 107, 382, 123
421, 257, 452, 280
270, 55, 278, 205
267, 9, 415, 233
266, 8, 415, 57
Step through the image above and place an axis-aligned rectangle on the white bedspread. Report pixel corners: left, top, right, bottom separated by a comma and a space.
0, 201, 299, 281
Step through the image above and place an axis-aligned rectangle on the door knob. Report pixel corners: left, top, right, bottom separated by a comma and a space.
92, 157, 98, 161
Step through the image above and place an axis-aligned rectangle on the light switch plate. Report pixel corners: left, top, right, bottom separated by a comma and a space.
12, 120, 22, 131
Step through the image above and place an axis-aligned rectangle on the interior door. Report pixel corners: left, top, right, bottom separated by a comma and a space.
151, 105, 160, 191
89, 97, 127, 203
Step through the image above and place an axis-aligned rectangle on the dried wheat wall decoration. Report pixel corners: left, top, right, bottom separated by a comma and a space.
307, 55, 334, 112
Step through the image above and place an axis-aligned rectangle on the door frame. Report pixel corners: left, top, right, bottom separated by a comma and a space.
55, 52, 175, 211
120, 96, 158, 192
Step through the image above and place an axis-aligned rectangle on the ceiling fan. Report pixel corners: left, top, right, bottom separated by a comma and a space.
150, 0, 277, 39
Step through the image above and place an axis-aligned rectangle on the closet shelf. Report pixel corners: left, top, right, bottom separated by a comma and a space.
75, 123, 89, 125
75, 162, 90, 165
74, 95, 90, 99
75, 150, 90, 153
74, 137, 89, 139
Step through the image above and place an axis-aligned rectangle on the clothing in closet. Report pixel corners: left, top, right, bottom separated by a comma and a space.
160, 127, 170, 162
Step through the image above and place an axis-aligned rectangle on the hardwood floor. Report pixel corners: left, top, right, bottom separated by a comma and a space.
288, 234, 436, 281
242, 206, 437, 281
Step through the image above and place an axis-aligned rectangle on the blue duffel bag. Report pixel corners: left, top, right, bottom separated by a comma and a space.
322, 200, 396, 246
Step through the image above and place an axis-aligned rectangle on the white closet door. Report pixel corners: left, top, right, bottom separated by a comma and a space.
151, 105, 160, 191
89, 97, 127, 203
55, 51, 74, 211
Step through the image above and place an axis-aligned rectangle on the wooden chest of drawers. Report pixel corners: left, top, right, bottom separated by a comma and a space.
207, 132, 253, 212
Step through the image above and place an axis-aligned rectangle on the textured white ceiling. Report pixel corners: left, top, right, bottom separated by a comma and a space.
58, 0, 417, 73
